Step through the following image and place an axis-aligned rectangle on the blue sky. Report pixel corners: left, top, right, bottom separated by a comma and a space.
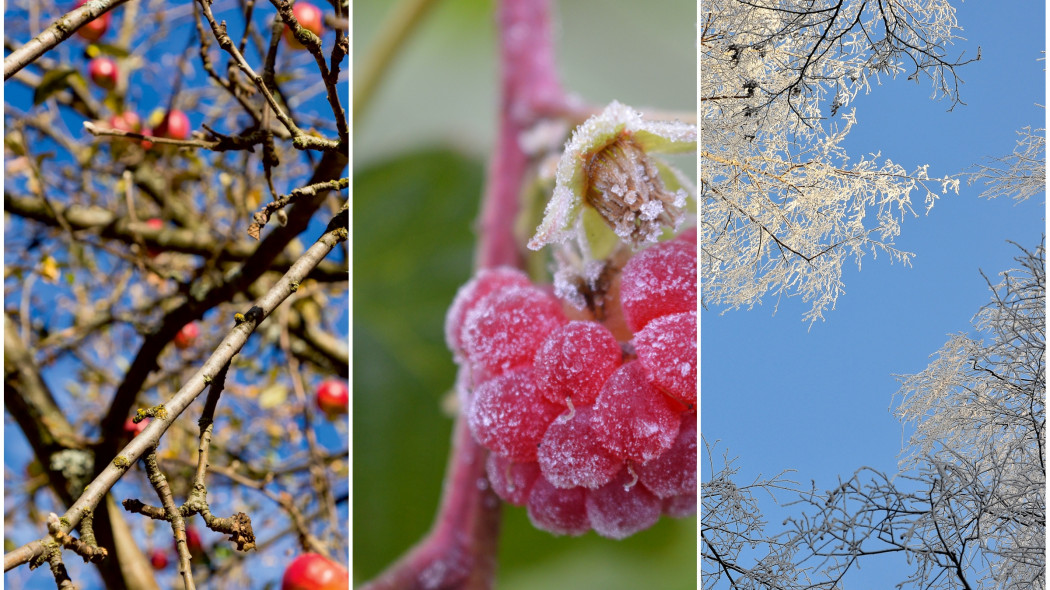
701, 1, 1045, 586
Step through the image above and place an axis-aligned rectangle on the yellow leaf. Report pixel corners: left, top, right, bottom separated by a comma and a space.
258, 383, 289, 409
39, 255, 60, 282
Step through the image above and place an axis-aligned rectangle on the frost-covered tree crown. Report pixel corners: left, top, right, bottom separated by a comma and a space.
701, 0, 976, 322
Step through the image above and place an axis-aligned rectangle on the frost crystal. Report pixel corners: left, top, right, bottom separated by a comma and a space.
529, 101, 696, 251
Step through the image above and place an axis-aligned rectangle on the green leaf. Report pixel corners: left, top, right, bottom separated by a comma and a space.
33, 68, 79, 106
93, 43, 131, 58
352, 149, 482, 584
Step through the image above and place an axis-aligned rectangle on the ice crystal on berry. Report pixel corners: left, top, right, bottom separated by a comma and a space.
534, 321, 622, 407
461, 285, 566, 381
527, 477, 591, 536
634, 311, 697, 408
538, 406, 622, 489
593, 361, 681, 463
620, 239, 697, 332
586, 467, 662, 540
468, 368, 562, 462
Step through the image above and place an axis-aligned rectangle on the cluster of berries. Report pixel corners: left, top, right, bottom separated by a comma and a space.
445, 231, 696, 539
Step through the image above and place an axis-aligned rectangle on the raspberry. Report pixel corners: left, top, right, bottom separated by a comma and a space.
620, 240, 696, 333
462, 285, 566, 381
486, 453, 540, 506
445, 267, 531, 361
638, 412, 696, 499
593, 361, 681, 463
534, 321, 622, 407
467, 368, 562, 462
537, 406, 622, 489
585, 468, 662, 539
634, 311, 696, 408
526, 477, 590, 536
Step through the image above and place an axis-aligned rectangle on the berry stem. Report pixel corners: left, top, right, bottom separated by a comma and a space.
477, 0, 569, 270
362, 0, 568, 587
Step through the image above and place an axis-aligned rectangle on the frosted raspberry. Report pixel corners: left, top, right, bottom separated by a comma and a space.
634, 311, 696, 408
462, 285, 566, 380
526, 477, 590, 536
486, 453, 540, 506
534, 321, 622, 407
537, 406, 622, 489
467, 368, 562, 462
585, 468, 662, 539
593, 361, 681, 463
620, 240, 696, 333
445, 267, 531, 360
638, 412, 696, 499
662, 493, 697, 518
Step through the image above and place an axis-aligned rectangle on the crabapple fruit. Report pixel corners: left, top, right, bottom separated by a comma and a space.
74, 0, 111, 42
281, 553, 349, 590
88, 57, 118, 90
153, 110, 190, 141
283, 2, 324, 50
173, 322, 199, 349
149, 549, 169, 570
316, 379, 349, 418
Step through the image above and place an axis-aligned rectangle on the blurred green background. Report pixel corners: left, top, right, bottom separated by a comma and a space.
352, 0, 696, 587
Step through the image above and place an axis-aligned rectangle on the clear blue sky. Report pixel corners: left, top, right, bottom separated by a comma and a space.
701, 1, 1045, 586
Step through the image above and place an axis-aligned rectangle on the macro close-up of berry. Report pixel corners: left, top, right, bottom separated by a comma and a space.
446, 235, 697, 539
352, 1, 694, 587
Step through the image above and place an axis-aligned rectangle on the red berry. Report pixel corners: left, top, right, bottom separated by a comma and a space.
153, 110, 190, 141
634, 311, 696, 408
526, 477, 590, 536
149, 549, 169, 570
485, 453, 540, 506
108, 111, 141, 134
123, 417, 149, 438
174, 526, 204, 560
108, 112, 152, 148
537, 406, 621, 490
593, 361, 681, 463
467, 368, 562, 462
173, 322, 199, 350
637, 412, 696, 499
534, 321, 622, 407
586, 467, 662, 539
281, 553, 349, 590
283, 2, 324, 50
142, 218, 163, 257
662, 493, 697, 518
461, 285, 566, 381
445, 267, 531, 361
88, 57, 118, 90
74, 0, 111, 42
620, 240, 696, 333
316, 379, 349, 418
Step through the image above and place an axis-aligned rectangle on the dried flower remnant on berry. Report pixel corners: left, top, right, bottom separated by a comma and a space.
529, 101, 696, 251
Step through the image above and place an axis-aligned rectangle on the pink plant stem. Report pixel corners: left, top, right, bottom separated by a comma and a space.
361, 0, 568, 588
477, 0, 568, 270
